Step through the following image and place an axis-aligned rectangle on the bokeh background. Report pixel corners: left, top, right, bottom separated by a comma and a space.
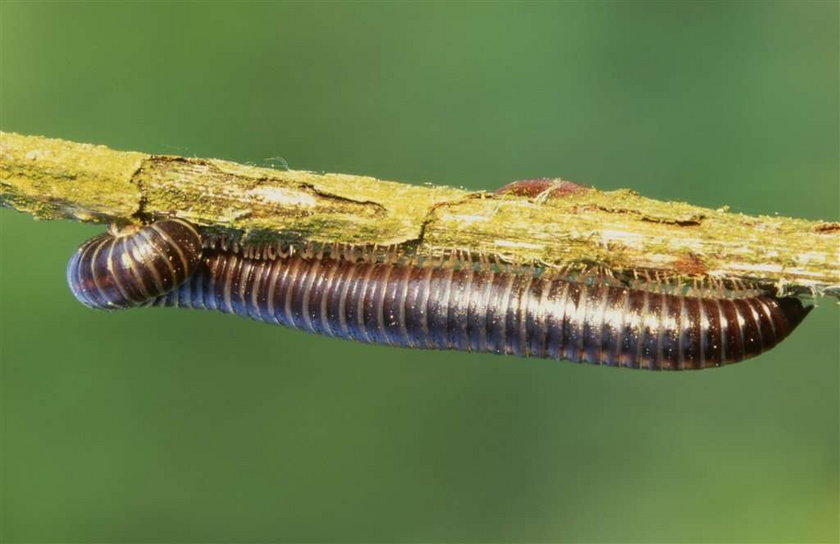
1, 2, 838, 542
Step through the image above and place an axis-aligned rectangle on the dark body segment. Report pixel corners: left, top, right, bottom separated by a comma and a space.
149, 251, 811, 369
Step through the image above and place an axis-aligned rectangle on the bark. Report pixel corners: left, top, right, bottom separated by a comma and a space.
2, 131, 837, 297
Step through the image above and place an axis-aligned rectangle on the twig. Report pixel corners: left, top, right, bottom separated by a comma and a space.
1, 131, 837, 298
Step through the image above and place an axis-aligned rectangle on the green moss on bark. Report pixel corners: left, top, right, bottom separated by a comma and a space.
2, 131, 837, 297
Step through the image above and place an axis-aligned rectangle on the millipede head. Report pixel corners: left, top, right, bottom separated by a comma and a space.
67, 218, 203, 309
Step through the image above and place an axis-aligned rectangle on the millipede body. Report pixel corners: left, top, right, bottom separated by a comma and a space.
67, 219, 812, 370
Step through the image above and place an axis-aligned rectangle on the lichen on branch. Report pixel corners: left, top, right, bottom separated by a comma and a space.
1, 131, 838, 298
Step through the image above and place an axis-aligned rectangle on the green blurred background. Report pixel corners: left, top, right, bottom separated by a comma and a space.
1, 2, 837, 542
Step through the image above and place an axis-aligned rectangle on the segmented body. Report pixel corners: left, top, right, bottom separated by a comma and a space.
152, 250, 809, 369
67, 220, 811, 369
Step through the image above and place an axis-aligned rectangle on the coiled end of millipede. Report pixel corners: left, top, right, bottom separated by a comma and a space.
66, 218, 203, 309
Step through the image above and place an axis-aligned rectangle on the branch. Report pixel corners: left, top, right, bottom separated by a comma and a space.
1, 131, 838, 298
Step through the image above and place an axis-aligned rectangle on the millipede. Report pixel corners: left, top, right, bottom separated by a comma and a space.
66, 217, 812, 370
